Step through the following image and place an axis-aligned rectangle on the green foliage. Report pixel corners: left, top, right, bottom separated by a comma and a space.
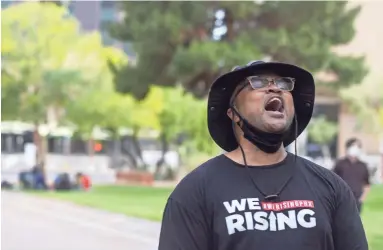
1, 1, 219, 160
141, 85, 218, 155
1, 2, 85, 123
110, 1, 367, 99
340, 74, 383, 133
1, 2, 134, 139
65, 46, 131, 138
307, 115, 338, 145
182, 98, 219, 155
156, 86, 192, 141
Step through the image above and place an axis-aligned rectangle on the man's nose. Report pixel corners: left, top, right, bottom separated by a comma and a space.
266, 82, 282, 93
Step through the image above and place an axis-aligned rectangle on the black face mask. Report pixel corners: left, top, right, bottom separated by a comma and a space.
231, 106, 289, 153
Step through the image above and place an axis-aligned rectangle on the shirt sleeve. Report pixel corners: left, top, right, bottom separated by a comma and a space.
158, 198, 211, 250
332, 179, 368, 250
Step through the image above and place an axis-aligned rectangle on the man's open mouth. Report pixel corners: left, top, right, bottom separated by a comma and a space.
264, 97, 284, 113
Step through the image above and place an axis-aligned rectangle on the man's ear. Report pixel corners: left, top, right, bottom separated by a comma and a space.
227, 107, 240, 123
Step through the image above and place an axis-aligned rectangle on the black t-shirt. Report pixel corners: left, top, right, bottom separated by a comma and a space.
158, 153, 368, 250
333, 158, 370, 200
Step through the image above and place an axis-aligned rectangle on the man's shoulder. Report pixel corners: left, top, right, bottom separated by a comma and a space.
169, 154, 226, 202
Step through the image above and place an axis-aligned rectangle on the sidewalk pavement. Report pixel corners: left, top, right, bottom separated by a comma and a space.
1, 191, 161, 250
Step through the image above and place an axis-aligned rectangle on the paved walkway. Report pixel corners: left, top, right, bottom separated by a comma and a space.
1, 191, 161, 250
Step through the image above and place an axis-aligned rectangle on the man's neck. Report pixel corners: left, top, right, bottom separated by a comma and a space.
226, 140, 287, 166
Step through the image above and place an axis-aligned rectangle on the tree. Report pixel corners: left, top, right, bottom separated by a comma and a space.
110, 1, 367, 100
122, 86, 164, 169
65, 45, 129, 137
154, 86, 194, 173
340, 73, 383, 133
1, 2, 104, 165
2, 2, 77, 164
67, 77, 162, 170
307, 115, 338, 159
64, 45, 141, 167
144, 85, 218, 178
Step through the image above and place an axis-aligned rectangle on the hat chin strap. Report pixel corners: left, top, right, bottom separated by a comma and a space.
231, 107, 287, 153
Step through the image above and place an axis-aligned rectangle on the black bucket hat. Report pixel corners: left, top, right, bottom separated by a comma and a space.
207, 60, 315, 152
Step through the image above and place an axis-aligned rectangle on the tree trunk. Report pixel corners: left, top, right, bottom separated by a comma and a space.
111, 137, 122, 169
106, 129, 122, 169
155, 132, 169, 177
33, 123, 47, 178
88, 137, 95, 157
122, 149, 138, 169
132, 127, 145, 169
33, 124, 46, 165
120, 137, 138, 169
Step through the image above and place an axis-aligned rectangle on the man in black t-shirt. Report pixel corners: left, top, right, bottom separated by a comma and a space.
158, 61, 368, 250
333, 138, 371, 213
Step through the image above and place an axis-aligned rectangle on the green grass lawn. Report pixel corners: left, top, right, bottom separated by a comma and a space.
33, 184, 383, 249
360, 185, 383, 250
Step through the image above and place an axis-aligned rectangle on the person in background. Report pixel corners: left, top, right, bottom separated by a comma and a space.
32, 163, 48, 190
53, 172, 72, 191
1, 180, 14, 190
333, 138, 371, 213
19, 170, 34, 189
75, 172, 92, 191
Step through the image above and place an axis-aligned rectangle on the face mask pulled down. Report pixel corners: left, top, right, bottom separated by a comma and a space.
231, 107, 289, 153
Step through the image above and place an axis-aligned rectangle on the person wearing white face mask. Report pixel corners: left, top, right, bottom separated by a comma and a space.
333, 138, 371, 213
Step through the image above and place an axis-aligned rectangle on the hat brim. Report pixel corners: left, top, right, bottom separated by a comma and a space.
207, 62, 315, 152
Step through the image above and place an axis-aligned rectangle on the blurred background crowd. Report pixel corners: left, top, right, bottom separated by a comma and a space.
1, 1, 382, 249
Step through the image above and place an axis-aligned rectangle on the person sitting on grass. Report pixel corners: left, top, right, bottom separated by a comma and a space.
75, 172, 92, 191
53, 172, 72, 191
